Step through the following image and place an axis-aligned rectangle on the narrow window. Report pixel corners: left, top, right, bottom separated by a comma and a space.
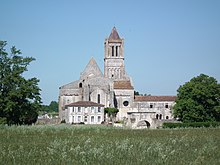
166, 116, 169, 120
84, 116, 87, 122
98, 116, 101, 122
159, 114, 162, 120
98, 94, 100, 104
91, 116, 94, 123
78, 116, 81, 122
98, 107, 101, 113
156, 114, 159, 119
78, 107, 81, 113
112, 46, 114, 56
116, 46, 118, 57
79, 83, 82, 88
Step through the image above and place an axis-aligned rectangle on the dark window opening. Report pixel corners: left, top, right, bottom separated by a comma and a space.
123, 101, 129, 107
98, 107, 101, 112
112, 46, 114, 56
150, 104, 153, 108
97, 94, 100, 104
165, 104, 169, 108
116, 46, 118, 57
156, 114, 159, 119
84, 116, 87, 122
159, 114, 162, 120
112, 74, 114, 78
79, 83, 82, 88
166, 116, 169, 119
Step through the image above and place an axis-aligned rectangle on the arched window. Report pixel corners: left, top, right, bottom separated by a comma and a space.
156, 114, 159, 119
166, 116, 169, 120
159, 114, 162, 120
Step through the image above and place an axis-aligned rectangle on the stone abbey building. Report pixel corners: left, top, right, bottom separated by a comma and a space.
59, 27, 176, 128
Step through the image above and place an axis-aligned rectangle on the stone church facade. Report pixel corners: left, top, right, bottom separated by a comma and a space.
59, 27, 176, 128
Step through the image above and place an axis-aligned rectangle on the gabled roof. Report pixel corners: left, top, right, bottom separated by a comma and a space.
113, 80, 134, 89
109, 27, 121, 40
134, 96, 176, 102
66, 101, 105, 107
80, 57, 103, 79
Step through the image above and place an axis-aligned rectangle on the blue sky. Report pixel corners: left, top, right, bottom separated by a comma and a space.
1, 0, 220, 104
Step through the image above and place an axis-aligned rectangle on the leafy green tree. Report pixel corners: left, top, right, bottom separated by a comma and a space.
104, 107, 119, 122
174, 74, 220, 122
41, 101, 58, 113
0, 41, 41, 125
49, 101, 58, 112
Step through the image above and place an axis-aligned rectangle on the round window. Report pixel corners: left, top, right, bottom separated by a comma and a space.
123, 101, 129, 107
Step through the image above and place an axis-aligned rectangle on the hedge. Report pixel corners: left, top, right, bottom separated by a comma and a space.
162, 122, 220, 128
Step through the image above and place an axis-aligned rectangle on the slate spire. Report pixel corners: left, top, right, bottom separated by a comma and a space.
109, 27, 121, 40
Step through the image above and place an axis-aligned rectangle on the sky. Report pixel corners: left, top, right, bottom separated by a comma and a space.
1, 0, 220, 105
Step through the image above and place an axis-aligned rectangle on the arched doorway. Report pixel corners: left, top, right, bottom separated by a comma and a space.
137, 120, 150, 128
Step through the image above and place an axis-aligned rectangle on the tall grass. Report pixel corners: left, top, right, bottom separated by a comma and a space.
0, 125, 219, 165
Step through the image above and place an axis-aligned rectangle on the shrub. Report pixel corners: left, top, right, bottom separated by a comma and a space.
0, 117, 7, 125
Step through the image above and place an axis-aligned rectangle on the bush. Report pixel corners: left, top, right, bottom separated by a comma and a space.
163, 122, 220, 128
0, 117, 7, 125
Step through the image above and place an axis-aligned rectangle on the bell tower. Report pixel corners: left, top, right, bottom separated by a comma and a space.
104, 27, 126, 80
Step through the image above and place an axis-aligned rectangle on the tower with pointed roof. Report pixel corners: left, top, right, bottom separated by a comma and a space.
104, 27, 127, 80
58, 27, 176, 128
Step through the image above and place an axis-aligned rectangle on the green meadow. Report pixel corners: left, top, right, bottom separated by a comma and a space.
0, 125, 219, 165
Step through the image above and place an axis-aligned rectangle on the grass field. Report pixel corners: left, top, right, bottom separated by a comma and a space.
0, 125, 220, 165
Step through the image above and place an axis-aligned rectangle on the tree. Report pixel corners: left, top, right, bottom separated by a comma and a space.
0, 41, 41, 125
49, 101, 58, 112
134, 91, 140, 96
41, 101, 58, 113
104, 107, 119, 122
174, 74, 220, 122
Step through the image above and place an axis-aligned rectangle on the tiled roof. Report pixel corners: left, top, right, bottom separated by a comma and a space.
134, 96, 176, 102
109, 27, 121, 40
66, 101, 104, 107
114, 81, 134, 89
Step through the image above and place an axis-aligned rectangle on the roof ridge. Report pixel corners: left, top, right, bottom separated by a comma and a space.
66, 101, 105, 107
80, 57, 103, 79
